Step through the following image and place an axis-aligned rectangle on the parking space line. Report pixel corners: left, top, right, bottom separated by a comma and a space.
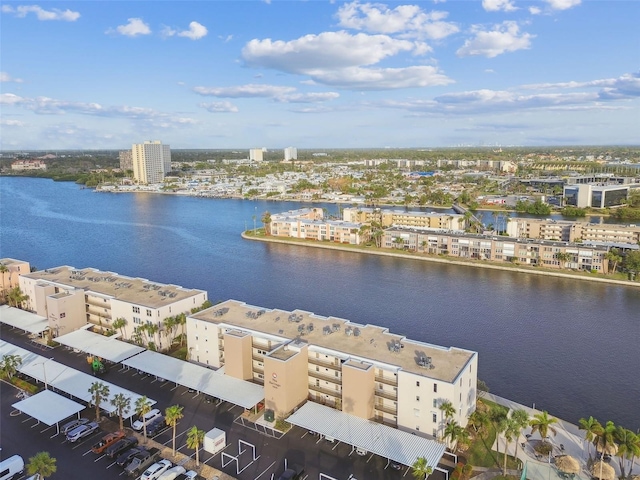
82, 449, 93, 456
254, 460, 276, 480
106, 461, 117, 469
94, 454, 106, 462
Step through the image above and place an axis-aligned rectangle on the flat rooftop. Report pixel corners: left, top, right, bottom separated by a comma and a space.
22, 266, 206, 309
192, 300, 476, 383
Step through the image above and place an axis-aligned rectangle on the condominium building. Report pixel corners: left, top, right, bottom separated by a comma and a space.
249, 148, 264, 162
383, 227, 610, 272
19, 266, 207, 346
506, 218, 640, 245
188, 299, 478, 438
132, 141, 171, 184
342, 207, 467, 231
0, 258, 31, 294
11, 159, 47, 171
119, 150, 133, 172
270, 208, 364, 244
284, 147, 297, 161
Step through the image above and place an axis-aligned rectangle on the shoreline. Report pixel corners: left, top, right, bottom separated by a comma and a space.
242, 232, 640, 288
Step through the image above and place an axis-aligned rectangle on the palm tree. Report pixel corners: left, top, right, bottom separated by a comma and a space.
0, 263, 8, 302
594, 421, 617, 480
503, 417, 521, 474
7, 286, 29, 308
469, 409, 491, 438
88, 381, 110, 421
443, 421, 465, 451
146, 323, 160, 350
412, 456, 433, 480
393, 237, 404, 249
511, 409, 530, 470
110, 393, 131, 431
186, 425, 205, 467
529, 411, 558, 445
556, 252, 572, 269
135, 396, 153, 443
615, 426, 640, 479
605, 249, 622, 274
174, 313, 187, 346
579, 416, 603, 459
495, 416, 508, 468
0, 353, 22, 380
26, 451, 57, 480
112, 317, 128, 339
261, 211, 272, 235
439, 400, 456, 421
165, 405, 184, 455
163, 316, 177, 345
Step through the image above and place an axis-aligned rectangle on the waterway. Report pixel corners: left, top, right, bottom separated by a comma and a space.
1, 177, 638, 430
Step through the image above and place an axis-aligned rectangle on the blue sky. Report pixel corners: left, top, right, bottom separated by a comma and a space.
1, 0, 638, 150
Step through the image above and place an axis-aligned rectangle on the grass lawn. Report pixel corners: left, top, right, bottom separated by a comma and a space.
465, 399, 520, 470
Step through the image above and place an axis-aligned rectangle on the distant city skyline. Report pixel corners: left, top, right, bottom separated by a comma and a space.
1, 0, 638, 150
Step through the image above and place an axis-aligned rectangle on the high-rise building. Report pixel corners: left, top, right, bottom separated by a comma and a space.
119, 150, 133, 172
249, 148, 264, 162
284, 147, 297, 161
132, 141, 171, 184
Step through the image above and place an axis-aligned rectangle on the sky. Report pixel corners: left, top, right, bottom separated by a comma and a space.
1, 0, 639, 150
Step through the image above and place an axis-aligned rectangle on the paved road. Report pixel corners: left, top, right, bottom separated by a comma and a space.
1, 326, 447, 480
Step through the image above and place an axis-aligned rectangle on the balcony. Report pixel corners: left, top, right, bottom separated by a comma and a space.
375, 374, 398, 386
308, 383, 341, 398
308, 356, 341, 370
252, 354, 265, 362
308, 369, 342, 385
374, 402, 397, 415
374, 388, 397, 401
374, 415, 398, 428
86, 305, 111, 319
85, 297, 110, 309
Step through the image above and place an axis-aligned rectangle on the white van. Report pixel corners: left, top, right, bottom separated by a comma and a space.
0, 455, 24, 480
132, 408, 161, 431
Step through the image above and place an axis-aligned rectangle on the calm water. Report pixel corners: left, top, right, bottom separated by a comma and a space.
1, 177, 638, 430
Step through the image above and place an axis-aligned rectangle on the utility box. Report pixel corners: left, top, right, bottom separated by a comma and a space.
203, 428, 226, 455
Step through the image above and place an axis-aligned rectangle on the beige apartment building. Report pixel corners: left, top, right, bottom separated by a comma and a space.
383, 227, 610, 272
342, 207, 467, 231
132, 140, 171, 184
270, 208, 364, 244
19, 266, 207, 347
506, 218, 640, 244
11, 159, 47, 171
1, 258, 31, 299
188, 300, 478, 439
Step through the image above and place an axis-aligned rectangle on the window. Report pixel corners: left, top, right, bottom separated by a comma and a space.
416, 396, 420, 402
433, 384, 438, 393
433, 429, 437, 437
133, 317, 141, 324
432, 413, 437, 423
433, 399, 437, 407
416, 381, 420, 387
414, 409, 420, 417
132, 306, 140, 313
146, 309, 152, 317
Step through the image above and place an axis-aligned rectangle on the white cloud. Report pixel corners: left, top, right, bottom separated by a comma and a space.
456, 21, 534, 58
522, 72, 640, 99
544, 0, 581, 10
529, 6, 542, 14
0, 72, 24, 83
109, 18, 151, 37
178, 21, 208, 40
219, 34, 233, 43
161, 26, 177, 38
242, 30, 452, 89
199, 102, 239, 113
1, 4, 80, 21
336, 1, 459, 39
276, 92, 340, 103
482, 0, 517, 12
0, 119, 26, 127
193, 84, 296, 98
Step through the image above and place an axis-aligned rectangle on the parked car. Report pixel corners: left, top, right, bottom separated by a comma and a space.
0, 455, 24, 480
61, 417, 90, 435
91, 430, 126, 454
116, 447, 146, 468
389, 462, 402, 470
146, 416, 167, 436
125, 448, 160, 477
174, 471, 198, 480
140, 459, 172, 480
66, 421, 99, 442
157, 465, 186, 480
355, 447, 368, 456
105, 436, 139, 459
132, 408, 162, 431
277, 464, 305, 480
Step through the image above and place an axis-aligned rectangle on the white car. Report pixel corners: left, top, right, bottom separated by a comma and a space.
66, 421, 99, 442
141, 459, 172, 480
157, 465, 186, 480
132, 408, 161, 431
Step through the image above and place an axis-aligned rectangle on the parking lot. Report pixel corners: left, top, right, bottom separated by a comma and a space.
1, 327, 448, 480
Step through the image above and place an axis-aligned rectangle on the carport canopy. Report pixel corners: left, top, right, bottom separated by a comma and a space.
288, 402, 447, 469
55, 327, 145, 363
0, 305, 49, 334
122, 350, 264, 409
1, 339, 155, 418
12, 389, 84, 431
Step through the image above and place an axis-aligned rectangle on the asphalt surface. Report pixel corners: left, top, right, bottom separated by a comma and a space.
1, 325, 450, 480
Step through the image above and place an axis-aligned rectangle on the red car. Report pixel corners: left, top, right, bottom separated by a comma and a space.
91, 430, 126, 454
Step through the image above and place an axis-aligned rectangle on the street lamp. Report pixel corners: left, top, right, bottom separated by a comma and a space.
33, 357, 54, 390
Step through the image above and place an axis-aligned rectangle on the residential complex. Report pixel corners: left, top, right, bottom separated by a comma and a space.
11, 159, 47, 171
249, 148, 264, 162
342, 207, 467, 230
19, 266, 207, 345
188, 299, 478, 438
132, 141, 171, 184
284, 147, 297, 161
270, 208, 364, 244
118, 150, 133, 172
383, 227, 610, 272
506, 218, 640, 244
0, 258, 31, 293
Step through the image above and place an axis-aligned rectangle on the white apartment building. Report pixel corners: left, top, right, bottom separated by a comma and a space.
132, 141, 171, 184
249, 148, 264, 162
19, 266, 207, 348
188, 299, 478, 438
506, 218, 640, 245
270, 208, 364, 244
343, 207, 467, 231
284, 147, 297, 161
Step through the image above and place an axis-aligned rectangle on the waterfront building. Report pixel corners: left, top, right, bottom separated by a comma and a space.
132, 141, 171, 184
0, 258, 31, 296
506, 218, 640, 244
119, 150, 133, 172
383, 227, 610, 272
270, 208, 364, 244
249, 148, 264, 162
19, 266, 207, 346
342, 207, 467, 231
284, 147, 297, 161
11, 159, 47, 171
563, 183, 639, 208
188, 299, 477, 438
